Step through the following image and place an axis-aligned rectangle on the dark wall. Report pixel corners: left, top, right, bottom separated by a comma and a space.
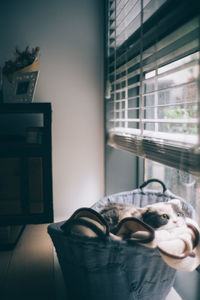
105, 146, 138, 195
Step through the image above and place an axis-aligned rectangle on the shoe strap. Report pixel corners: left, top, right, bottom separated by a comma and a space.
114, 217, 155, 244
61, 207, 110, 238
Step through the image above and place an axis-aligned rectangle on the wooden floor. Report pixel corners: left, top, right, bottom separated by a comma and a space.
0, 224, 56, 300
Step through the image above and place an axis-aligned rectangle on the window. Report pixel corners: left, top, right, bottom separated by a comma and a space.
145, 159, 200, 224
106, 0, 200, 176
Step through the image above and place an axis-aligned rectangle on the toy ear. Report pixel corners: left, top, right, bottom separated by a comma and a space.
168, 199, 182, 208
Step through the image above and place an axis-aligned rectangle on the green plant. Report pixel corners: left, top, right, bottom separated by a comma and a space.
163, 105, 198, 134
2, 46, 40, 76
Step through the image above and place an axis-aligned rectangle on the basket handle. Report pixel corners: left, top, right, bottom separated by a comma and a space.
140, 179, 167, 193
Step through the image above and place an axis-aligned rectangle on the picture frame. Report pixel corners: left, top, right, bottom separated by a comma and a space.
10, 71, 39, 103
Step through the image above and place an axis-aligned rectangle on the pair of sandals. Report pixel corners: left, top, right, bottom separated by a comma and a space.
61, 207, 154, 244
61, 207, 199, 263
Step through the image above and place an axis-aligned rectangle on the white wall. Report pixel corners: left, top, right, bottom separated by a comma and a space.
0, 0, 105, 220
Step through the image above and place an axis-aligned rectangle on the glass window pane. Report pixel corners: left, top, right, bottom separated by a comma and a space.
145, 159, 200, 225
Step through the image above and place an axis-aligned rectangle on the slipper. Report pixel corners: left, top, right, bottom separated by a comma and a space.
61, 207, 109, 239
113, 217, 155, 244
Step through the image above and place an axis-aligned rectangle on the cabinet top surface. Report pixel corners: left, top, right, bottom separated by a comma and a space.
0, 103, 51, 113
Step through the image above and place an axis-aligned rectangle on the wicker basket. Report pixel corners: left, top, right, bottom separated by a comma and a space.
48, 179, 195, 300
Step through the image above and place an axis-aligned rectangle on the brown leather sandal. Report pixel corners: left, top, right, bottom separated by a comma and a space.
113, 217, 155, 244
61, 207, 109, 239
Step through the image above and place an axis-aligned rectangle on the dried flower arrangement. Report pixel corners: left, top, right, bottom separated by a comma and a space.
2, 46, 40, 76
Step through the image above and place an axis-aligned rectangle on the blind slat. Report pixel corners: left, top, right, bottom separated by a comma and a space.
108, 133, 200, 176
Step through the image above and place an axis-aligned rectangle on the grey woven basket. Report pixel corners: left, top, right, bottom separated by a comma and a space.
48, 179, 195, 300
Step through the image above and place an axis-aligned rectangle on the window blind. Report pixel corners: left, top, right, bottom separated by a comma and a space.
106, 0, 200, 176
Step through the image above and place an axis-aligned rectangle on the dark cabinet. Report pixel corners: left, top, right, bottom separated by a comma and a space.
0, 103, 53, 225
